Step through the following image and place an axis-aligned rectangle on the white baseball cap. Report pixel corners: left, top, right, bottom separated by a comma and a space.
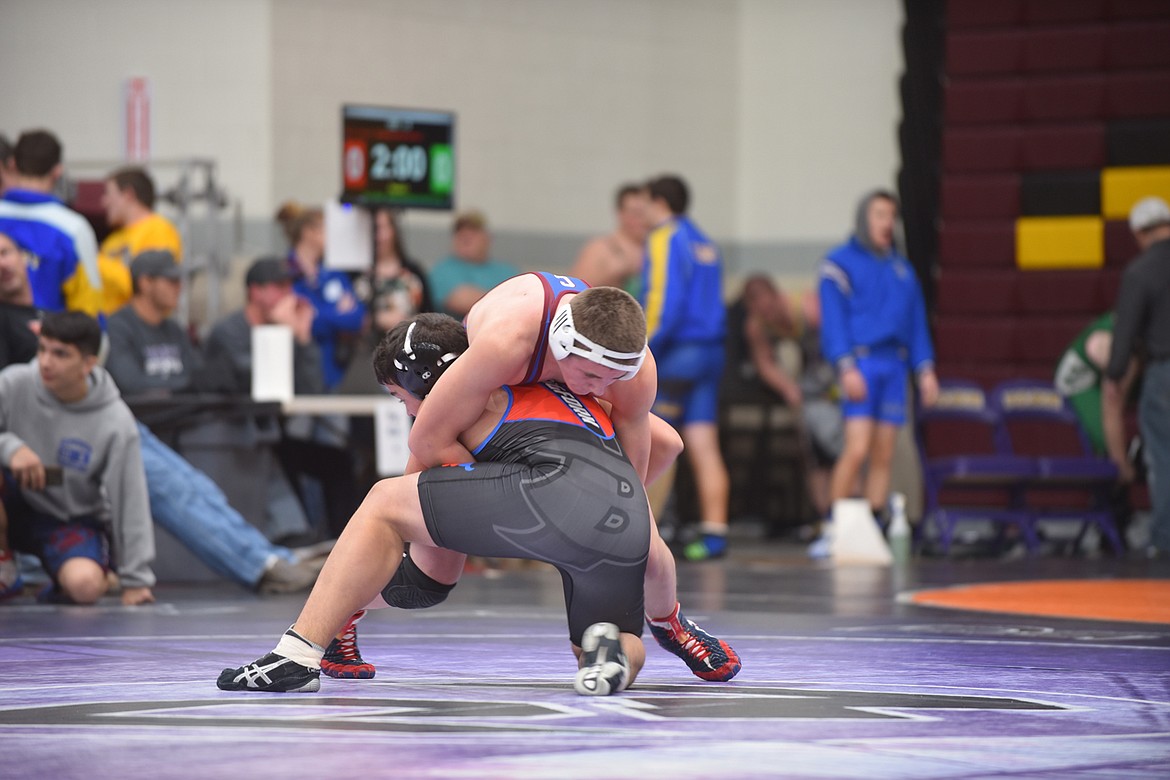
1128, 196, 1170, 233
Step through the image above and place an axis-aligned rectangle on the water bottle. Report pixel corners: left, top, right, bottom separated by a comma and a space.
888, 492, 911, 566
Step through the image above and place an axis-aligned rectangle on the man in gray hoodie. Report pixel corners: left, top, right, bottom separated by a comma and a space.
0, 310, 155, 604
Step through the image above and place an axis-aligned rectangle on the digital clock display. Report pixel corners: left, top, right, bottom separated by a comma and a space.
341, 105, 455, 210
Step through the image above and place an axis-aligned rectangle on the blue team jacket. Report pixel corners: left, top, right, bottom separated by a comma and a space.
640, 215, 725, 354
818, 236, 934, 373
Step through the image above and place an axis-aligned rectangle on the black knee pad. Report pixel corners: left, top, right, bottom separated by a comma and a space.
381, 552, 456, 609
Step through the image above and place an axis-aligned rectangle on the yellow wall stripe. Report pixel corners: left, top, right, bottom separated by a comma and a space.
1016, 216, 1104, 269
1101, 166, 1170, 220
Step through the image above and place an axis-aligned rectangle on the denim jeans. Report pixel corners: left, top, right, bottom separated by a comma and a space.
138, 423, 293, 586
1140, 360, 1170, 552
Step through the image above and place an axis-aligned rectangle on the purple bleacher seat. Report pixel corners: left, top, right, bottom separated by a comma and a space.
1104, 220, 1141, 266
935, 361, 1052, 391
1016, 270, 1106, 314
990, 379, 1124, 553
935, 316, 1016, 362
1014, 316, 1091, 363
1105, 71, 1170, 119
946, 30, 1024, 76
1107, 0, 1170, 21
1020, 123, 1106, 170
941, 175, 1021, 220
943, 127, 1021, 173
1022, 26, 1107, 73
945, 78, 1024, 125
1024, 0, 1107, 25
938, 220, 1017, 268
1105, 22, 1170, 69
947, 0, 1025, 29
935, 269, 1018, 315
917, 379, 1041, 555
1023, 75, 1106, 121
1100, 267, 1124, 305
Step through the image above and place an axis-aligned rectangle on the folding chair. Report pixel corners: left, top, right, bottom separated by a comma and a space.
990, 379, 1124, 554
917, 379, 1040, 554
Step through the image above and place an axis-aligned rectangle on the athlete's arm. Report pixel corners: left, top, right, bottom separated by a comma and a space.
408, 325, 519, 468
600, 350, 659, 482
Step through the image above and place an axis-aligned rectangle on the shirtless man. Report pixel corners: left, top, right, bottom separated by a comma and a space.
219, 313, 649, 695
570, 183, 649, 295
321, 274, 741, 684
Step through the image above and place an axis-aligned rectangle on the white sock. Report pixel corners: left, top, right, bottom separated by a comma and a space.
698, 522, 727, 537
273, 627, 325, 669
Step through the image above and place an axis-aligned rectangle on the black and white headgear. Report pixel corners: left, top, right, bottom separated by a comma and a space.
393, 321, 459, 400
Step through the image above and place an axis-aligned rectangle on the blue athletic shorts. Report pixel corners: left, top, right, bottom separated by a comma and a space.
841, 355, 909, 425
652, 341, 726, 427
2, 474, 110, 580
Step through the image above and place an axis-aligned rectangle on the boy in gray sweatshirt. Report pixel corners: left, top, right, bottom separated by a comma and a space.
0, 311, 155, 604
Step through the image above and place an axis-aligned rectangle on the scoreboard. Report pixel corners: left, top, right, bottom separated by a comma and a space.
341, 105, 455, 210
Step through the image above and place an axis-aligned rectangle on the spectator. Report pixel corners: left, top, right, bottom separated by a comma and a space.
0, 130, 101, 312
105, 250, 332, 592
1055, 312, 1126, 457
275, 202, 365, 391
739, 276, 842, 521
206, 257, 360, 540
428, 209, 518, 319
571, 182, 649, 296
640, 174, 731, 561
359, 207, 432, 334
0, 311, 154, 605
80, 167, 183, 317
203, 257, 321, 543
795, 289, 844, 520
815, 189, 938, 557
0, 134, 13, 194
1104, 196, 1170, 557
0, 229, 41, 369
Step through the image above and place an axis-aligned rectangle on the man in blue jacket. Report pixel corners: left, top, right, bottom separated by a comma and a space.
640, 174, 730, 560
815, 190, 938, 555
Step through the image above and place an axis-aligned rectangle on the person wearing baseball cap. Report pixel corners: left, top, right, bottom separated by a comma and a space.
1103, 196, 1170, 558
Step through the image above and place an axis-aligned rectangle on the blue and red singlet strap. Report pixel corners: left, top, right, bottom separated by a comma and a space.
521, 272, 591, 384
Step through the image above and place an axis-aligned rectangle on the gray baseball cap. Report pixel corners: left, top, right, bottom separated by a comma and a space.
130, 250, 181, 281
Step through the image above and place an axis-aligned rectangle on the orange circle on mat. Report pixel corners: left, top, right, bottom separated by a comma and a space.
907, 580, 1170, 624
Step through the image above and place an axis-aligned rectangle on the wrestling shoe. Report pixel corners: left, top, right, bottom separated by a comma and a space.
321, 609, 376, 679
683, 534, 728, 561
648, 603, 741, 682
573, 622, 630, 696
0, 550, 23, 600
217, 652, 320, 693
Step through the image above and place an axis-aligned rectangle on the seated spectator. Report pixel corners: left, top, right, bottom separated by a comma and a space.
736, 276, 842, 521
0, 229, 41, 369
0, 311, 154, 605
80, 166, 183, 317
105, 250, 331, 592
570, 182, 649, 296
339, 207, 432, 395
0, 129, 100, 313
428, 209, 518, 319
205, 257, 359, 540
0, 133, 13, 193
275, 201, 365, 391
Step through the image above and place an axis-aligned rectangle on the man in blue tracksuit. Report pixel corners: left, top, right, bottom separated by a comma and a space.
640, 174, 730, 560
815, 190, 938, 554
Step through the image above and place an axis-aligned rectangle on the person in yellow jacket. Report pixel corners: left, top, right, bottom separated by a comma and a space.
75, 167, 182, 316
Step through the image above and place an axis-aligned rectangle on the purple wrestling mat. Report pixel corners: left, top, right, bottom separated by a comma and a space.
2, 544, 1168, 779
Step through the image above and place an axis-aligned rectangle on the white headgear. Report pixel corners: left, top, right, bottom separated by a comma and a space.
548, 298, 646, 381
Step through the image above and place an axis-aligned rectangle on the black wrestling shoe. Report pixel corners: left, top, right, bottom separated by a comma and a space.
217, 653, 321, 693
574, 622, 630, 696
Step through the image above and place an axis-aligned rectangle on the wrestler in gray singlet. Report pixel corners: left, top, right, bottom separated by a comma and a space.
417, 382, 650, 643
